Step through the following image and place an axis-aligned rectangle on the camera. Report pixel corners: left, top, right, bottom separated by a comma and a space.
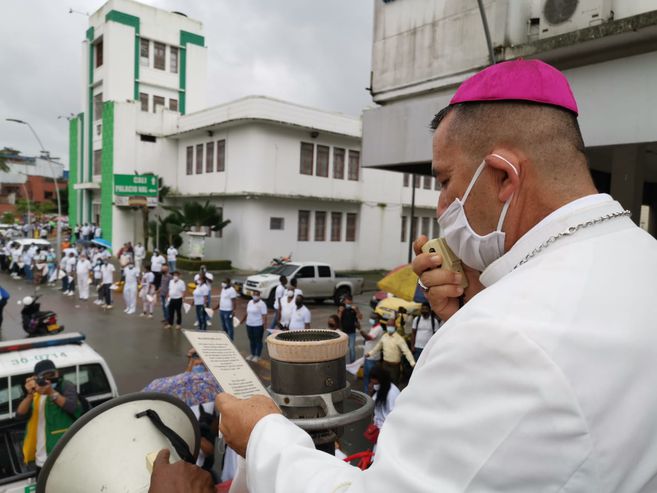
36, 376, 49, 387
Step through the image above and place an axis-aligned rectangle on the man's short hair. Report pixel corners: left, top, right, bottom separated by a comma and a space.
430, 101, 588, 175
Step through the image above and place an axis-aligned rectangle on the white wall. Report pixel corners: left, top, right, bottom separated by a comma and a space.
185, 44, 207, 114
102, 21, 134, 103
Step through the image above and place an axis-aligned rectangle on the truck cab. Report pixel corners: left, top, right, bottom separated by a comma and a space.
244, 262, 364, 306
0, 333, 119, 492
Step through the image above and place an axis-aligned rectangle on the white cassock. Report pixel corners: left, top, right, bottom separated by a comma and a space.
236, 194, 657, 493
123, 266, 139, 314
76, 259, 92, 300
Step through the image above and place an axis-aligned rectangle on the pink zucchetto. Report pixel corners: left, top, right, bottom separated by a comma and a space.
450, 59, 579, 115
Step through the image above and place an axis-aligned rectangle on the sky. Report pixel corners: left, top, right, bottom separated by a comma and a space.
0, 0, 375, 167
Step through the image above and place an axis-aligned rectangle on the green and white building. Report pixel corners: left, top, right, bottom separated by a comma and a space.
69, 0, 439, 270
69, 0, 206, 244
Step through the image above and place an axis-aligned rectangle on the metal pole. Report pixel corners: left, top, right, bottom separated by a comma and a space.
408, 174, 416, 263
476, 0, 496, 65
6, 119, 62, 269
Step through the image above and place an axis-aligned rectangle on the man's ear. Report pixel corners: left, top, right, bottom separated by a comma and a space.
485, 152, 521, 202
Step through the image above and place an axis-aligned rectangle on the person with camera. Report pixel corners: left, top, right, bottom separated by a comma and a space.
16, 359, 81, 478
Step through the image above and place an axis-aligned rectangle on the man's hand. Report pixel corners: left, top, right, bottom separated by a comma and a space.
215, 393, 282, 457
412, 236, 484, 321
24, 377, 36, 395
148, 449, 213, 493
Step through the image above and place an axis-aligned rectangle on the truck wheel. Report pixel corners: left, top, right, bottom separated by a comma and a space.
267, 290, 276, 308
333, 287, 350, 305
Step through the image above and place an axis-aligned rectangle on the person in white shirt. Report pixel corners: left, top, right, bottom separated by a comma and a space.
367, 365, 401, 452
62, 252, 77, 296
99, 260, 115, 308
75, 254, 92, 301
288, 295, 311, 331
122, 262, 140, 315
166, 271, 186, 329
269, 276, 287, 331
134, 243, 145, 272
150, 250, 166, 289
360, 313, 385, 392
80, 223, 90, 241
411, 302, 441, 361
166, 245, 178, 273
241, 290, 268, 362
215, 279, 238, 340
273, 289, 295, 330
193, 276, 211, 331
92, 259, 104, 305
140, 269, 156, 318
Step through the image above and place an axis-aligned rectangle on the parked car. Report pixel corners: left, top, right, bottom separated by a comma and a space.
0, 332, 119, 492
9, 238, 51, 252
243, 262, 364, 306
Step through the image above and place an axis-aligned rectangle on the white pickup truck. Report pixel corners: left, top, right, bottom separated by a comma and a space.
243, 262, 364, 306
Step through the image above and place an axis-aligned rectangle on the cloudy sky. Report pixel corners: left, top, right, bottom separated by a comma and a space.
0, 0, 374, 166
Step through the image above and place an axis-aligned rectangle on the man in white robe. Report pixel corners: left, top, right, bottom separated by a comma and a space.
75, 254, 92, 300
148, 60, 657, 493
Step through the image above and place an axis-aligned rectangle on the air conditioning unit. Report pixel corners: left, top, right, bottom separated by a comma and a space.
534, 0, 612, 40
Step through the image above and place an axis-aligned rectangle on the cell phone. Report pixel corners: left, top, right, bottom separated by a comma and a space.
421, 238, 469, 289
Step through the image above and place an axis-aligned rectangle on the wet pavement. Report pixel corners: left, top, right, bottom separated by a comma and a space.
0, 271, 375, 455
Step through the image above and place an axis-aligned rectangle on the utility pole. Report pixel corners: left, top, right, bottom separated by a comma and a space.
408, 174, 417, 263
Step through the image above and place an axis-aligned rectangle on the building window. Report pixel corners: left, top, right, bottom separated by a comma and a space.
315, 211, 326, 241
154, 42, 166, 70
403, 173, 410, 187
94, 93, 103, 121
186, 146, 193, 175
196, 144, 204, 174
270, 217, 284, 230
423, 176, 431, 190
348, 150, 360, 181
44, 191, 53, 199
434, 177, 441, 191
170, 46, 179, 73
300, 142, 314, 175
169, 98, 178, 112
432, 218, 440, 238
346, 213, 357, 241
140, 38, 149, 67
413, 175, 421, 188
401, 215, 407, 242
153, 95, 165, 113
421, 217, 430, 237
140, 134, 156, 143
316, 145, 329, 177
139, 93, 149, 112
95, 40, 103, 67
298, 210, 310, 241
333, 147, 345, 179
331, 212, 342, 241
93, 149, 102, 176
206, 141, 214, 173
216, 140, 225, 172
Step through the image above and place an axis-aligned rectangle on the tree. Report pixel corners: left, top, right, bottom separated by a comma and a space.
163, 200, 231, 234
1, 212, 15, 224
0, 147, 21, 173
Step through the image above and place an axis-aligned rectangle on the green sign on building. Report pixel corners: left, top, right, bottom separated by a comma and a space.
114, 174, 158, 197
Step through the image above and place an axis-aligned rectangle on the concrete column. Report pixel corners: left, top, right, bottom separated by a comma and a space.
610, 145, 644, 226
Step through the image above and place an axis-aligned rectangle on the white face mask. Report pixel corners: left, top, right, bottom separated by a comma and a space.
252, 295, 260, 301
386, 326, 396, 335
372, 384, 380, 391
369, 318, 377, 327
221, 282, 227, 288
437, 154, 518, 272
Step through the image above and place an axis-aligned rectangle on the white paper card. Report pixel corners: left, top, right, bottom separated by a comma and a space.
183, 330, 271, 400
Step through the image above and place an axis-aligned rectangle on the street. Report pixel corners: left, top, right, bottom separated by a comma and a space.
0, 271, 374, 455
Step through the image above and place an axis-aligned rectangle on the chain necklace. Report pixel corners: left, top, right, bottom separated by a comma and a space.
513, 210, 631, 270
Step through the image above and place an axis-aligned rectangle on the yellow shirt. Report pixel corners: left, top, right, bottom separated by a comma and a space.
370, 332, 415, 366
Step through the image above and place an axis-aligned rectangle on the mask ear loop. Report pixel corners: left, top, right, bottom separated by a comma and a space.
461, 161, 487, 203
490, 154, 519, 231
